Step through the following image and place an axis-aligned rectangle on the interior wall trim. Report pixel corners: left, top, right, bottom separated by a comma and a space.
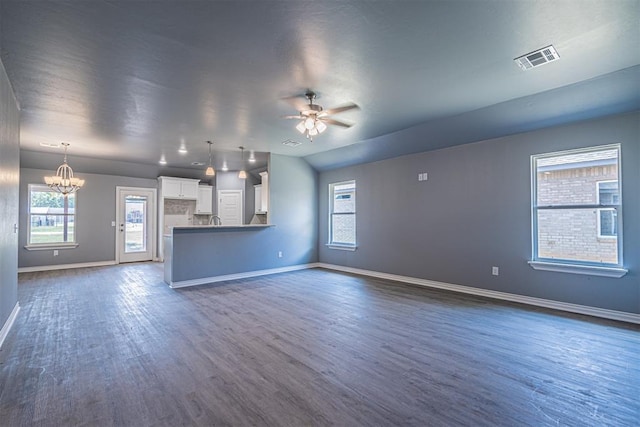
18, 260, 117, 273
169, 263, 321, 289
0, 302, 20, 350
317, 263, 640, 325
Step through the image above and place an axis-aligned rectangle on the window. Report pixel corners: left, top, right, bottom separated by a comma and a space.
530, 144, 626, 277
28, 184, 77, 247
328, 180, 356, 250
597, 181, 618, 238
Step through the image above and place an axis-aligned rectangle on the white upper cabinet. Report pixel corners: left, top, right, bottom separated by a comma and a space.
158, 176, 200, 200
196, 185, 213, 214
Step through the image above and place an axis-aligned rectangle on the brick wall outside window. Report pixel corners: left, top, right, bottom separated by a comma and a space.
537, 164, 618, 263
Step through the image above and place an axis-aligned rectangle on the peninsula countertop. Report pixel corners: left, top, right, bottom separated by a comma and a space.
163, 224, 273, 237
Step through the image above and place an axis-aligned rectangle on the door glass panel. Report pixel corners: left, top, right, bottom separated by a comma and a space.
125, 196, 147, 253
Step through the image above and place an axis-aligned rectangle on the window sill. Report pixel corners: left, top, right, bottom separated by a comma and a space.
326, 244, 357, 252
24, 243, 79, 251
528, 261, 627, 278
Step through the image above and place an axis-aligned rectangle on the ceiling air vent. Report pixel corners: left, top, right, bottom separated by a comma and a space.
514, 45, 559, 70
282, 139, 302, 147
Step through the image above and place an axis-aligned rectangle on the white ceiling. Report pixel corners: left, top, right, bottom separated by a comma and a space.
1, 0, 638, 174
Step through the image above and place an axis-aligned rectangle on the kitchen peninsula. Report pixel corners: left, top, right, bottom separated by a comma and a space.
163, 224, 274, 287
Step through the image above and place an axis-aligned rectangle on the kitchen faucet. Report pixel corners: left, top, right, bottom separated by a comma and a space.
209, 215, 222, 225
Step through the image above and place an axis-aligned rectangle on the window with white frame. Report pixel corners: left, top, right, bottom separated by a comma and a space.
530, 144, 624, 275
596, 181, 618, 238
328, 180, 356, 249
28, 184, 76, 246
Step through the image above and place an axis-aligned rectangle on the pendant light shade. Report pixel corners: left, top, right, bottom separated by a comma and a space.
238, 146, 247, 179
44, 143, 84, 196
205, 141, 215, 176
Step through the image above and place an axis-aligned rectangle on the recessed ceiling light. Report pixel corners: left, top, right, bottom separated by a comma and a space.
221, 161, 228, 172
191, 161, 204, 166
159, 157, 167, 165
514, 45, 560, 70
178, 147, 188, 154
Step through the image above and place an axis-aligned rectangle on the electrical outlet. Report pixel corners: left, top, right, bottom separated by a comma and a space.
278, 251, 283, 258
54, 250, 59, 256
492, 266, 499, 276
418, 173, 423, 181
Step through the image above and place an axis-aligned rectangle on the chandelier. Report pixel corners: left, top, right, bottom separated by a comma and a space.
295, 116, 327, 142
44, 143, 85, 195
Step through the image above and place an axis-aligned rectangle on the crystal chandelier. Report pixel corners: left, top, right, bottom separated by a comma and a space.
44, 143, 85, 195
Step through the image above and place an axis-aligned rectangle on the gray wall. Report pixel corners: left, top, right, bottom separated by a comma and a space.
0, 58, 19, 333
171, 154, 318, 281
318, 112, 639, 315
19, 169, 157, 268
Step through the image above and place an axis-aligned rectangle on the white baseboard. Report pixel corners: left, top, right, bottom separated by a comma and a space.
169, 263, 321, 289
317, 263, 640, 325
0, 302, 20, 349
18, 260, 117, 273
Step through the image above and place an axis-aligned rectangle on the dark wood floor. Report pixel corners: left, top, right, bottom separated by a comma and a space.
1, 263, 638, 426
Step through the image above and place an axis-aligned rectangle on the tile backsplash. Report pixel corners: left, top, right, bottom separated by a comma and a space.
164, 199, 196, 216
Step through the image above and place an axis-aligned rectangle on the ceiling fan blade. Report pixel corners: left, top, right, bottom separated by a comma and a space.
320, 103, 359, 116
320, 118, 353, 128
281, 95, 310, 112
282, 115, 304, 120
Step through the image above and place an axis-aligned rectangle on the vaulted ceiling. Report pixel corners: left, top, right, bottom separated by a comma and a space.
1, 0, 638, 175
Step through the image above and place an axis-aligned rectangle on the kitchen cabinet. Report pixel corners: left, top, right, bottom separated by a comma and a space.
196, 185, 213, 214
159, 176, 199, 199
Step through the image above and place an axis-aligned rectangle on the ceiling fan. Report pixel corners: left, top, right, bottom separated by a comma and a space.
283, 90, 359, 142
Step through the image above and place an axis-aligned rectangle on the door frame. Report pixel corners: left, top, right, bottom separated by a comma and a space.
217, 189, 244, 225
115, 186, 157, 264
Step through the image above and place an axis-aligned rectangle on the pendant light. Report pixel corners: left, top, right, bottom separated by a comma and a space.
44, 143, 85, 196
205, 141, 215, 176
238, 146, 247, 179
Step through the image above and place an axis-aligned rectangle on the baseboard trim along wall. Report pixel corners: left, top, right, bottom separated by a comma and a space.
0, 302, 20, 350
316, 263, 640, 325
18, 260, 117, 273
169, 263, 321, 289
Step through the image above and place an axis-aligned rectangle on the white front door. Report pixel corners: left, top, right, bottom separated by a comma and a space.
116, 187, 156, 263
218, 190, 243, 225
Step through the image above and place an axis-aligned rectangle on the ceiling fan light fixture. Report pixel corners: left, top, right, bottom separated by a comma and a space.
296, 121, 306, 134
308, 127, 318, 136
304, 117, 316, 130
316, 121, 327, 133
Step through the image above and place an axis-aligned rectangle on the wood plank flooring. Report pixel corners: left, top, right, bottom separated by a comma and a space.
1, 263, 638, 426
